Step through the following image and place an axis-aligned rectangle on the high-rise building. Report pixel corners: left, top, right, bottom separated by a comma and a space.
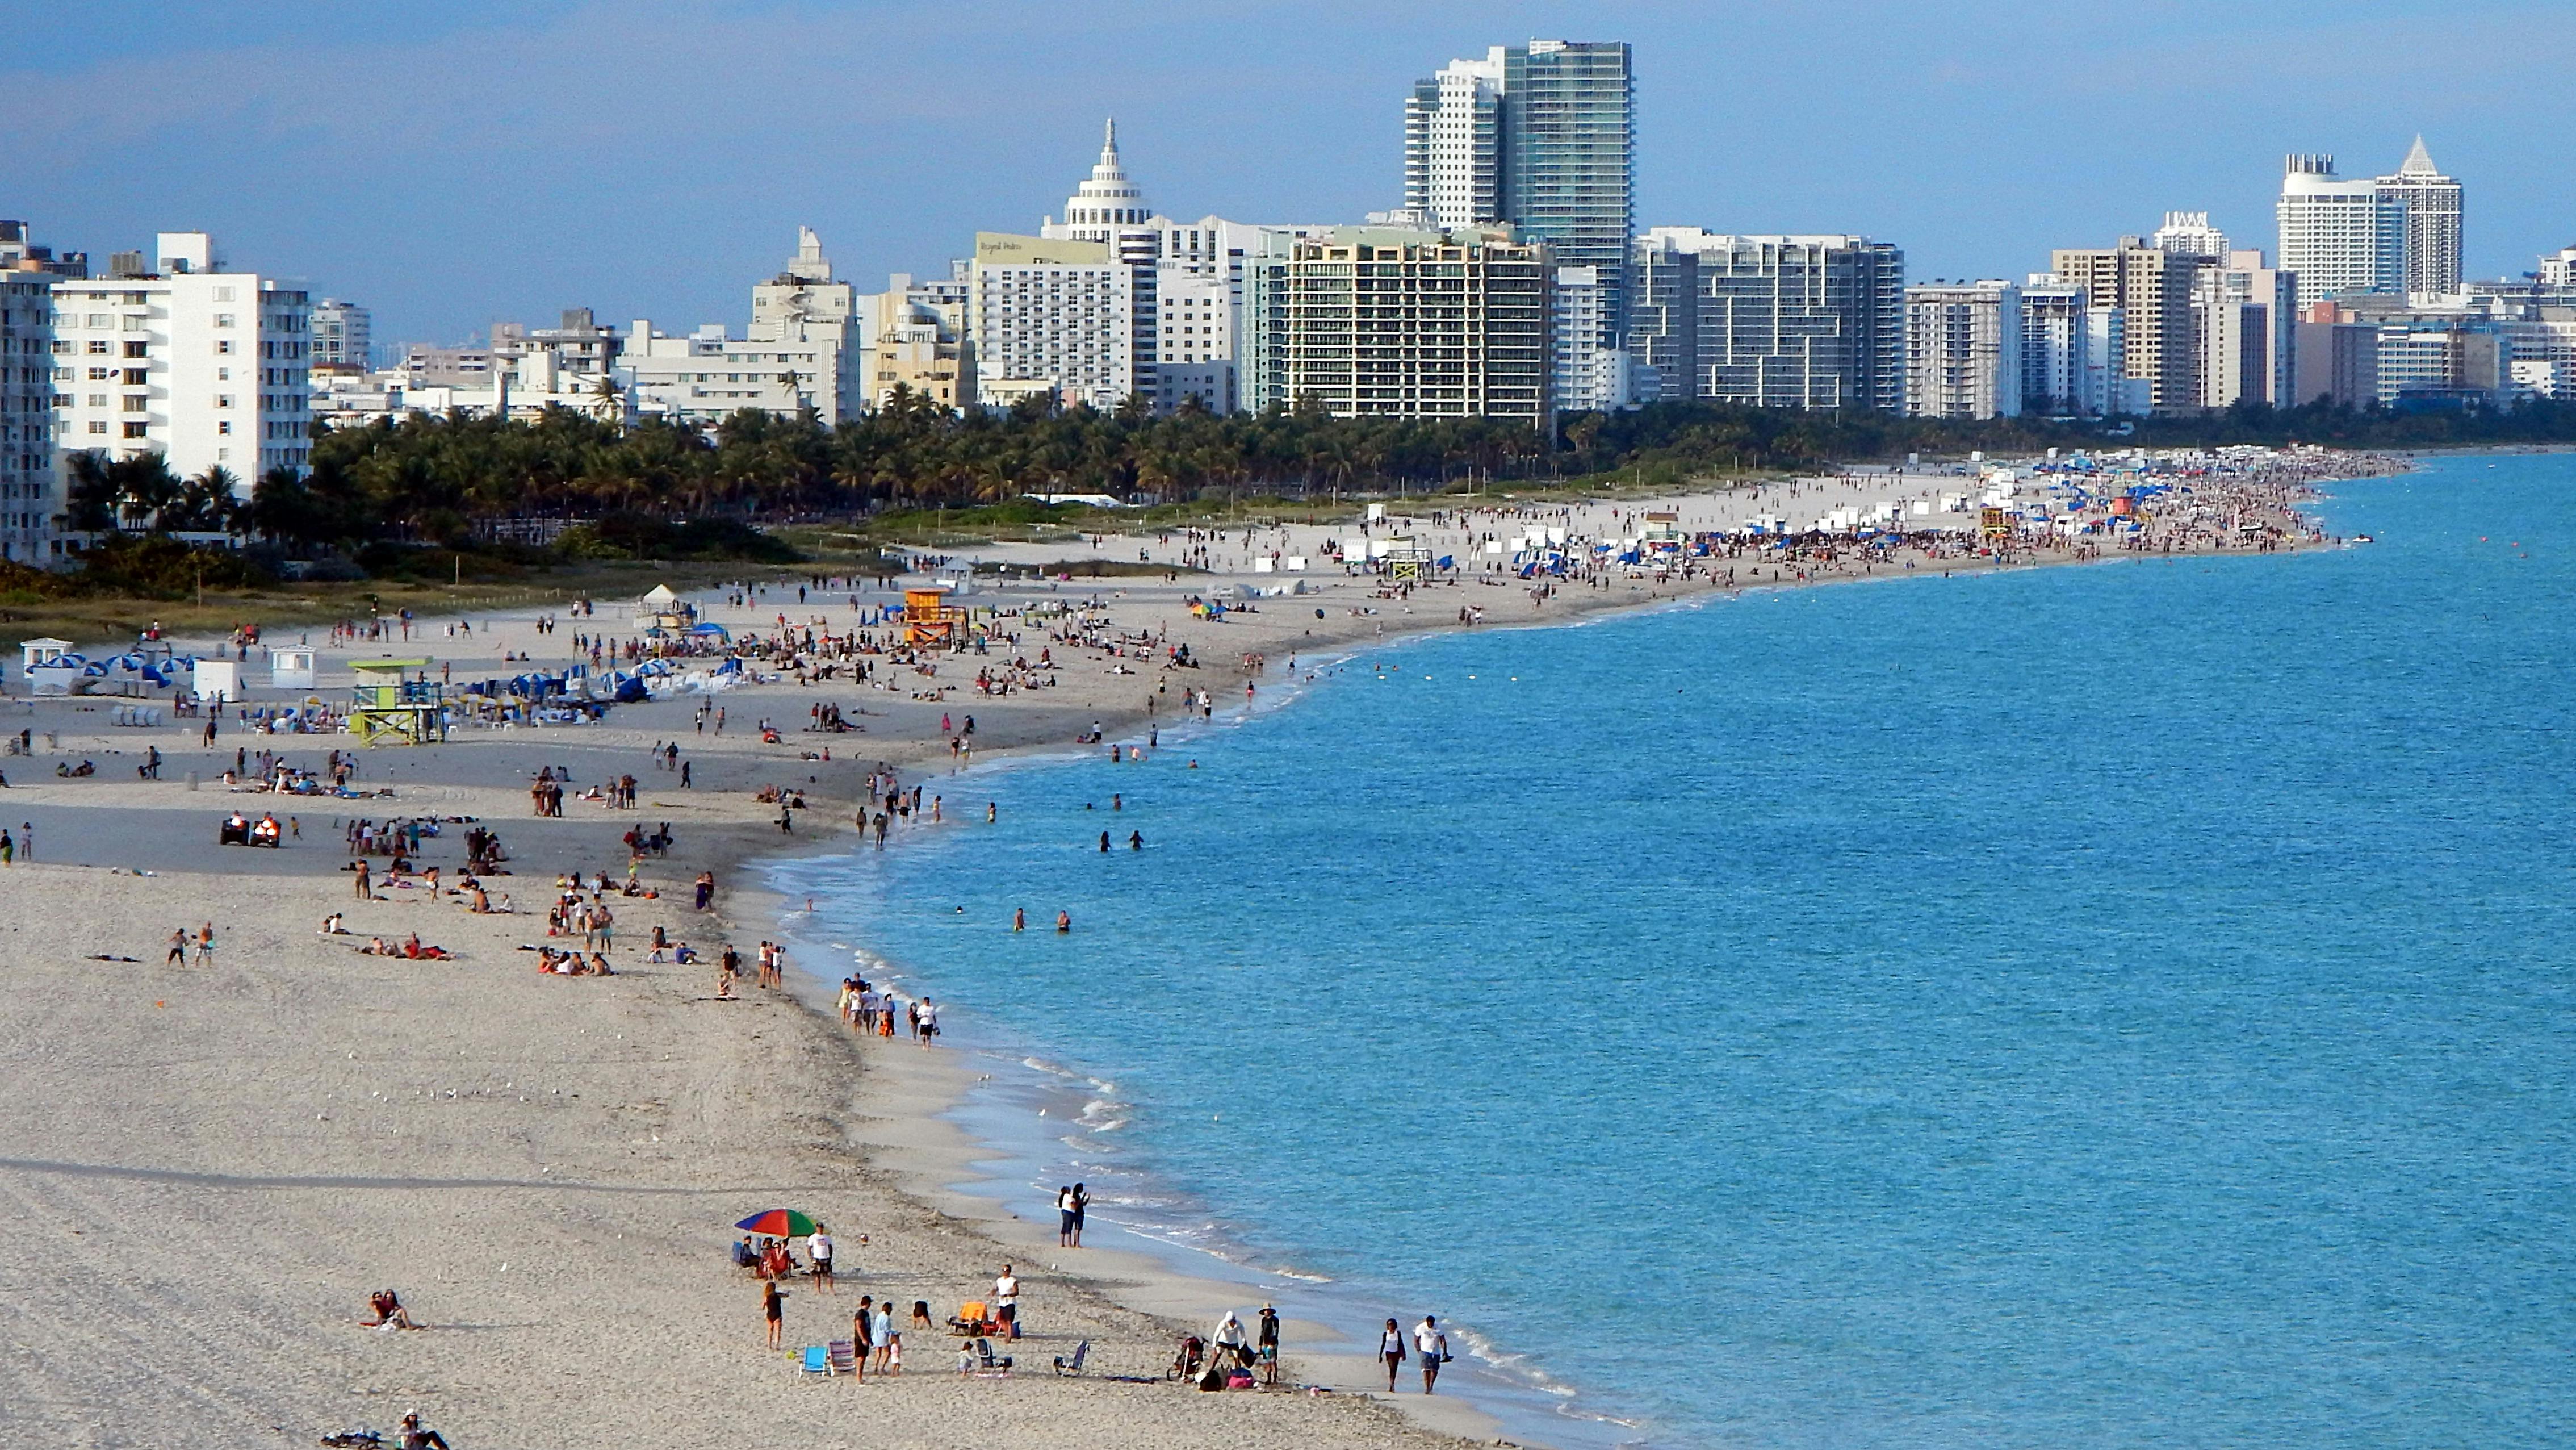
2050, 239, 2198, 411
2277, 155, 2405, 310
49, 232, 311, 487
311, 298, 371, 373
2376, 136, 2463, 298
1404, 53, 1503, 231
1, 268, 58, 562
1904, 281, 2021, 419
2192, 249, 2297, 408
1404, 40, 1635, 338
621, 230, 862, 424
970, 232, 1138, 412
2018, 275, 2090, 416
1626, 229, 1905, 411
1552, 266, 1630, 411
1239, 225, 1550, 428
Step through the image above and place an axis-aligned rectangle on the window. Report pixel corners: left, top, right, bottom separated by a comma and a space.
87, 341, 111, 355
121, 396, 146, 412
87, 394, 106, 407
123, 369, 146, 386
213, 314, 236, 328
122, 421, 148, 438
89, 421, 107, 434
217, 367, 229, 382
86, 314, 110, 328
218, 421, 231, 435
123, 341, 146, 358
216, 395, 234, 409
88, 366, 111, 381
212, 286, 234, 303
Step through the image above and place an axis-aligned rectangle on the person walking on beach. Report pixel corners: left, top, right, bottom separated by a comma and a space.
916, 997, 939, 1048
762, 1280, 784, 1350
1413, 1315, 1449, 1393
1378, 1318, 1407, 1391
194, 923, 216, 967
1057, 1186, 1077, 1247
166, 929, 188, 965
874, 1296, 898, 1373
1069, 1182, 1088, 1247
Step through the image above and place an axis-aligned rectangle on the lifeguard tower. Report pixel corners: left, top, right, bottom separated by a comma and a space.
1384, 536, 1435, 584
349, 659, 447, 746
270, 647, 316, 690
902, 587, 967, 649
634, 583, 696, 632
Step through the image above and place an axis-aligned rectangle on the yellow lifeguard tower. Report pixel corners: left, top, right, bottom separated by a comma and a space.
349, 659, 447, 746
902, 588, 967, 649
1384, 537, 1435, 584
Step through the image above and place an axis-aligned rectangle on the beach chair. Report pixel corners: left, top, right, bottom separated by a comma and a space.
948, 1299, 996, 1336
827, 1340, 857, 1376
799, 1345, 829, 1376
1052, 1339, 1090, 1377
974, 1336, 1013, 1372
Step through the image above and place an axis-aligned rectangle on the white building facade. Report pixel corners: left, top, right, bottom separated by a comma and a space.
2278, 155, 2405, 310
1404, 51, 1505, 231
312, 298, 371, 372
1904, 281, 2022, 419
2377, 137, 2463, 299
970, 232, 1137, 412
50, 232, 311, 490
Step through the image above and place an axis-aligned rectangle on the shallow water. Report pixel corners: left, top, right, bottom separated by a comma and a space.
785, 454, 2576, 1447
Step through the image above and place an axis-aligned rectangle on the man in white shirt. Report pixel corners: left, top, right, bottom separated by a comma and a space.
1413, 1315, 1448, 1394
992, 1264, 1020, 1339
807, 1226, 834, 1293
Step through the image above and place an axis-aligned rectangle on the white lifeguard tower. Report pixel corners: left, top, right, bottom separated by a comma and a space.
19, 637, 71, 673
271, 647, 316, 690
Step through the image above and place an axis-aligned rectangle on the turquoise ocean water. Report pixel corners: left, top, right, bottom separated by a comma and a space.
777, 454, 2574, 1447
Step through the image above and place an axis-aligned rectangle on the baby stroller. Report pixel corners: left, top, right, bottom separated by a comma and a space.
1165, 1334, 1205, 1381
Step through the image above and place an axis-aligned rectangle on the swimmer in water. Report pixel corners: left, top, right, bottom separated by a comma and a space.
1056, 910, 1071, 933
1013, 908, 1025, 932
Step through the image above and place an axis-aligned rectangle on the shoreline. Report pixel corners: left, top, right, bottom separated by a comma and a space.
717, 473, 2368, 1448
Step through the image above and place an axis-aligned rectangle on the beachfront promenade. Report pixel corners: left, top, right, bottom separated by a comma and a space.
0, 457, 2361, 1446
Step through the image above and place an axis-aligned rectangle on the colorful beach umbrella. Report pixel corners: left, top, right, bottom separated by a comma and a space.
735, 1209, 818, 1236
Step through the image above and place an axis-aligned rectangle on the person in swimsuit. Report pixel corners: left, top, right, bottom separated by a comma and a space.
763, 1280, 784, 1349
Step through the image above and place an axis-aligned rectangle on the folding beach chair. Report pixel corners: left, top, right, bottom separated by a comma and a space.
799, 1345, 830, 1375
827, 1340, 857, 1376
1052, 1340, 1089, 1377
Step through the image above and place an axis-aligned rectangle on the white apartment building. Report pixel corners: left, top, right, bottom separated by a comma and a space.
2278, 156, 2405, 310
50, 232, 311, 489
2377, 137, 2463, 299
2018, 277, 2089, 416
1, 270, 58, 562
969, 233, 1136, 411
1404, 51, 1505, 230
1904, 281, 2022, 419
312, 298, 371, 372
622, 323, 849, 425
2539, 246, 2576, 292
315, 346, 626, 430
2085, 309, 2142, 416
1552, 266, 1631, 412
2150, 211, 2230, 263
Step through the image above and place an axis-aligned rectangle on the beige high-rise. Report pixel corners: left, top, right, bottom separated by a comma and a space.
2049, 240, 2197, 412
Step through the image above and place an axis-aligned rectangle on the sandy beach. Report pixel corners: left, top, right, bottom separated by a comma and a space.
0, 462, 2357, 1447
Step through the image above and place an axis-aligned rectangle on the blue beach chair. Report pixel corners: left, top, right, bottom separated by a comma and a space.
801, 1345, 829, 1375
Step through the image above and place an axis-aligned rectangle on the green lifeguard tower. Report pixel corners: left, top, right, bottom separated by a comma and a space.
349, 658, 447, 746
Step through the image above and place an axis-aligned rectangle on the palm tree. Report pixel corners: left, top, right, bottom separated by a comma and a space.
589, 374, 625, 431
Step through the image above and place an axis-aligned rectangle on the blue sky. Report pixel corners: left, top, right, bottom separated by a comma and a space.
7, 1, 2568, 350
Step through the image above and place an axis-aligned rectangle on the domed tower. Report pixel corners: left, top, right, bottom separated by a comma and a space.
1059, 119, 1152, 243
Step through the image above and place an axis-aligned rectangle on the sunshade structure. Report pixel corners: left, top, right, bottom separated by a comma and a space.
735, 1209, 818, 1236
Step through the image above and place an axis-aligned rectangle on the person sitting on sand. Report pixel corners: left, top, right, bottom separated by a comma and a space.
586, 951, 615, 976
319, 913, 347, 935
362, 1289, 422, 1330
673, 942, 700, 965
732, 1236, 759, 1273
400, 1410, 450, 1450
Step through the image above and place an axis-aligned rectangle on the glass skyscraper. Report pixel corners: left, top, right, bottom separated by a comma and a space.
1405, 40, 1633, 343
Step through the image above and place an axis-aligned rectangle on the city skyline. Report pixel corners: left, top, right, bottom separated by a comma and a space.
7, 1, 2570, 347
